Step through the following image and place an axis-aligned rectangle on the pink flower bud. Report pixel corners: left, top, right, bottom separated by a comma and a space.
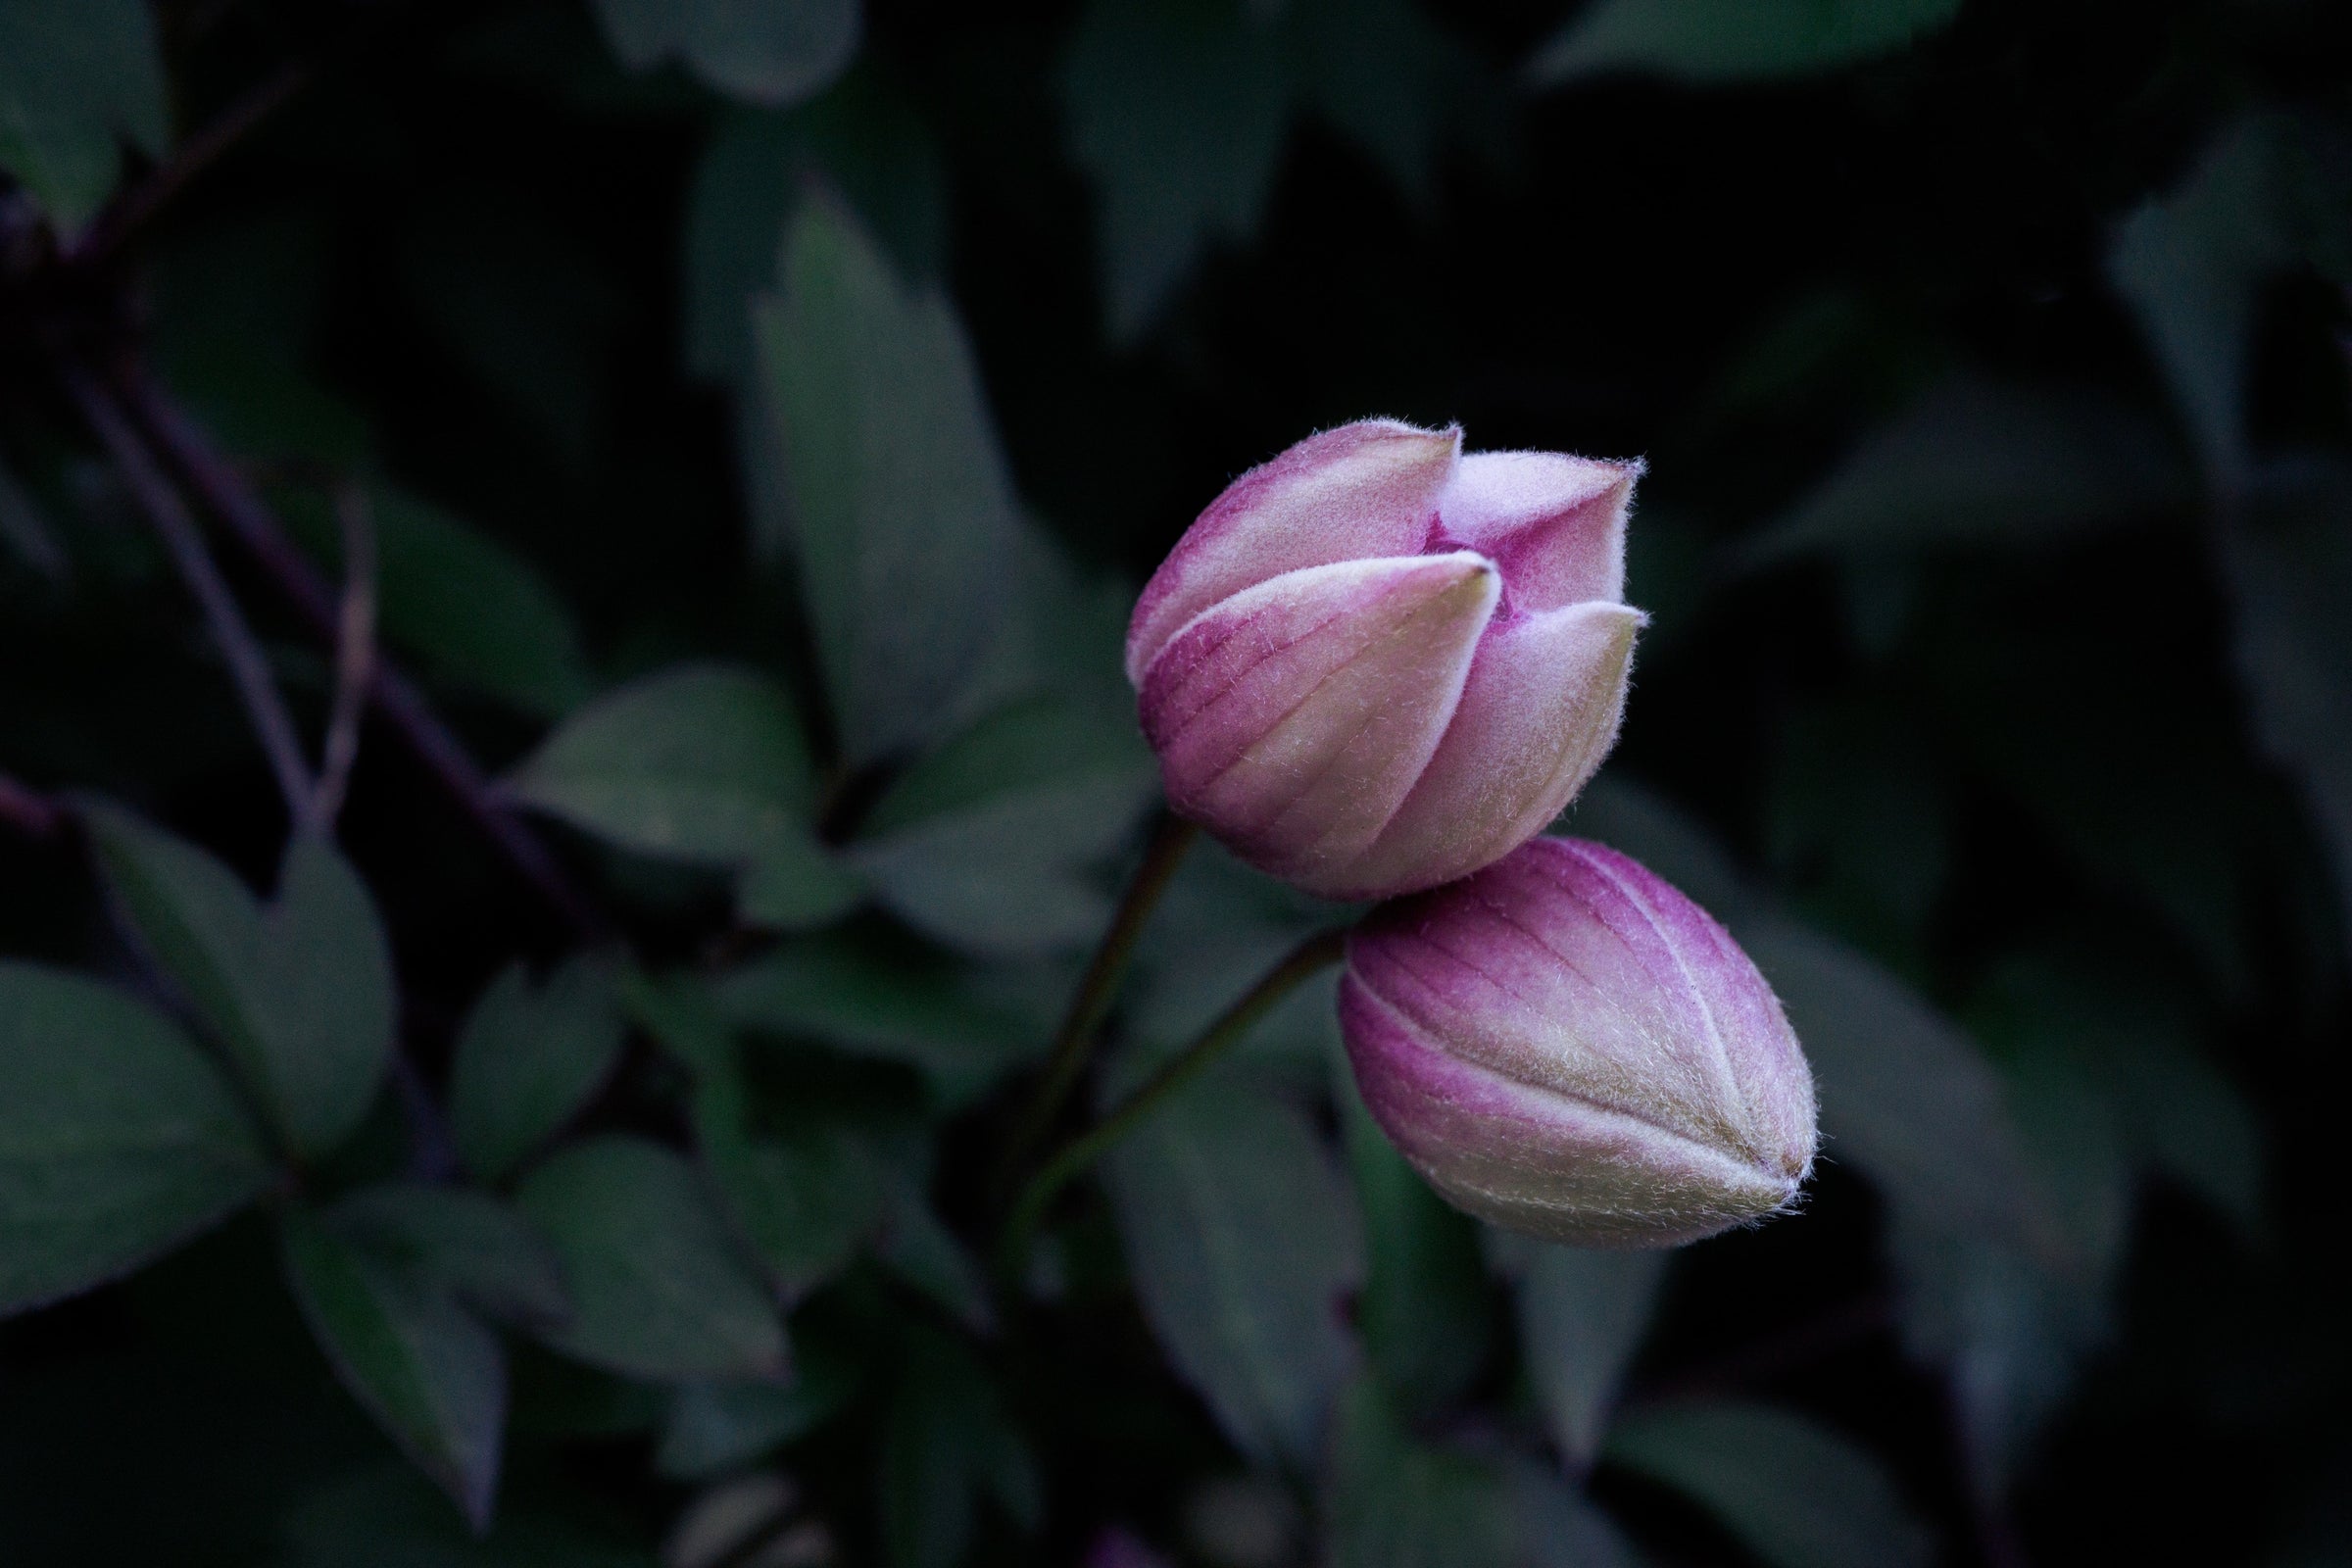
1339, 837, 1817, 1248
1127, 420, 1645, 902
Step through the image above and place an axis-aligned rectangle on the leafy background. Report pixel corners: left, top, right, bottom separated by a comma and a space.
3, 0, 2350, 1565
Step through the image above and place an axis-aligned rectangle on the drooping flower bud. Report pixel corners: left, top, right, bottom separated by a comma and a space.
1127, 420, 1644, 902
1339, 836, 1817, 1248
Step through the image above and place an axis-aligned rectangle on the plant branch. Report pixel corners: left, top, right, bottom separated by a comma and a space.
994, 812, 1198, 1196
68, 58, 313, 269
311, 482, 377, 830
113, 362, 607, 938
997, 926, 1347, 1280
56, 354, 317, 825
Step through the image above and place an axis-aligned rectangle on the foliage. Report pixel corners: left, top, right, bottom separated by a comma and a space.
3, 0, 2349, 1564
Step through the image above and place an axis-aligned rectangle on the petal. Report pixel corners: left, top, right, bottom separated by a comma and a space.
1340, 971, 1798, 1248
1125, 419, 1461, 683
1140, 553, 1497, 890
1434, 451, 1638, 612
1336, 600, 1642, 898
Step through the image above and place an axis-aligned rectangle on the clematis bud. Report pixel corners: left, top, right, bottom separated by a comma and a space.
1126, 419, 1644, 902
1338, 837, 1817, 1248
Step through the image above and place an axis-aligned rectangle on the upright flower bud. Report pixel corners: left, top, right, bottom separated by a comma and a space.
1339, 837, 1817, 1248
1127, 420, 1644, 902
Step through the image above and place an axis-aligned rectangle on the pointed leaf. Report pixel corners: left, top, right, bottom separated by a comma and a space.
329, 1183, 571, 1329
506, 664, 830, 867
658, 1353, 858, 1480
1, 963, 273, 1316
1103, 1067, 1363, 1467
87, 809, 396, 1160
515, 1136, 788, 1381
281, 1207, 508, 1530
754, 200, 1023, 760
589, 0, 859, 107
1605, 1401, 1934, 1568
0, 0, 168, 232
1530, 0, 1960, 84
450, 956, 627, 1184
1505, 1241, 1667, 1471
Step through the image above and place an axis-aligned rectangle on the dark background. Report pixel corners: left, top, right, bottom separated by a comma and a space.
5, 0, 2351, 1564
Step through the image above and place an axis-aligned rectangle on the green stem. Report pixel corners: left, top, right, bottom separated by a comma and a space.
994, 813, 1199, 1194
997, 926, 1348, 1281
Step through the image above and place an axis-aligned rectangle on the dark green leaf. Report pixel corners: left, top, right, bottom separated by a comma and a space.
329, 1183, 571, 1329
0, 0, 167, 231
2109, 118, 2293, 488
871, 1163, 995, 1334
853, 693, 1156, 957
880, 1327, 1040, 1568
450, 956, 627, 1184
1062, 0, 1289, 338
713, 936, 1050, 1109
658, 1353, 858, 1480
284, 487, 594, 720
692, 1058, 885, 1295
1102, 1066, 1363, 1467
2221, 460, 2352, 970
1529, 0, 1961, 85
1605, 1402, 1934, 1568
507, 665, 851, 917
0, 962, 273, 1316
515, 1136, 788, 1382
87, 809, 396, 1160
590, 0, 859, 107
1323, 1379, 1522, 1568
1342, 1081, 1493, 1416
753, 200, 1023, 760
685, 76, 944, 380
1502, 1240, 1666, 1471
1740, 376, 2188, 565
280, 1208, 508, 1530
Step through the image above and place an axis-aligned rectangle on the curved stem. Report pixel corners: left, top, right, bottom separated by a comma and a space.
994, 813, 1199, 1193
998, 926, 1348, 1281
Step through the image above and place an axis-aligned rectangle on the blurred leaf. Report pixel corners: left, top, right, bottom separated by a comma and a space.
450, 956, 627, 1185
280, 1207, 508, 1530
871, 1162, 995, 1334
0, 962, 273, 1316
507, 664, 857, 924
1341, 1079, 1493, 1416
714, 935, 1050, 1108
2109, 117, 2294, 489
2221, 459, 2352, 969
87, 809, 396, 1160
279, 1466, 654, 1567
1604, 1401, 1934, 1568
754, 200, 1022, 761
1504, 1241, 1667, 1472
1513, 1461, 1646, 1568
328, 1183, 571, 1329
590, 0, 858, 107
515, 1136, 789, 1382
0, 0, 167, 232
1529, 0, 1960, 84
0, 457, 68, 580
1766, 697, 1950, 954
284, 487, 594, 720
657, 1352, 857, 1479
1741, 917, 2050, 1255
1103, 1066, 1363, 1467
686, 74, 944, 380
1741, 376, 2188, 565
880, 1326, 1041, 1568
1062, 0, 1289, 338
1323, 1379, 1522, 1568
853, 692, 1157, 958
692, 1055, 885, 1295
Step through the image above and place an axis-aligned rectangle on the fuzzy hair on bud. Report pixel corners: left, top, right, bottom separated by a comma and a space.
1127, 420, 1644, 903
1339, 836, 1818, 1249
